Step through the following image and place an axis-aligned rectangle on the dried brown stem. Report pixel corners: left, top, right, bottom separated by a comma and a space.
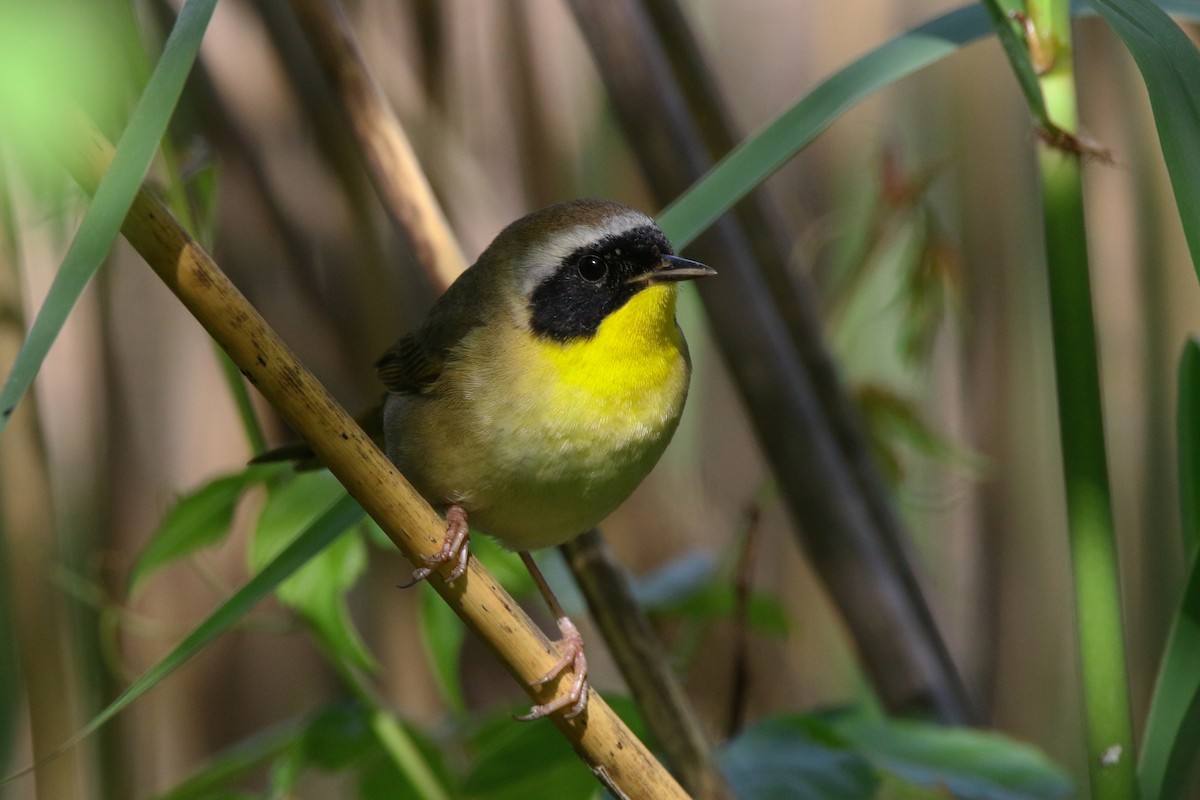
562, 531, 733, 800
288, 0, 465, 289
725, 501, 763, 739
0, 172, 89, 799
57, 112, 689, 800
567, 0, 976, 723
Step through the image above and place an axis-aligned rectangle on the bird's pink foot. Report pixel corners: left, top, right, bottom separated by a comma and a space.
399, 505, 470, 587
515, 615, 589, 721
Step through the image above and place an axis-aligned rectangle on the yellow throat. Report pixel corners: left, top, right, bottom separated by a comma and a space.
531, 283, 686, 413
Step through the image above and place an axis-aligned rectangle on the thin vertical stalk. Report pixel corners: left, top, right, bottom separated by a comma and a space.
1027, 1, 1138, 796
562, 531, 733, 800
567, 0, 975, 724
0, 186, 90, 799
321, 645, 452, 800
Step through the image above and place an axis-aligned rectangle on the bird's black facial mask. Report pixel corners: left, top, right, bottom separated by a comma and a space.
529, 225, 674, 342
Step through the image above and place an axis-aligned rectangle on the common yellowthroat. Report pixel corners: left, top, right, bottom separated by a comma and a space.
274, 199, 714, 718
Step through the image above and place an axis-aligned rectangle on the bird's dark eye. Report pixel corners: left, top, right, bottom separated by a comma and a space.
576, 255, 607, 283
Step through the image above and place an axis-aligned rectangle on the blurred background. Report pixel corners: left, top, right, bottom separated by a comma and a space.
2, 0, 1196, 797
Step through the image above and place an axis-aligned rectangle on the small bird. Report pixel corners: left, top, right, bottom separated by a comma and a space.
274, 199, 714, 719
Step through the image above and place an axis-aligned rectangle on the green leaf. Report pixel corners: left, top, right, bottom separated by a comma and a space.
48, 492, 363, 756
151, 720, 304, 800
360, 759, 424, 800
359, 745, 453, 800
645, 580, 789, 636
268, 746, 305, 796
251, 472, 373, 672
131, 467, 278, 591
0, 0, 217, 434
464, 714, 600, 800
357, 715, 455, 800
1139, 339, 1200, 800
717, 715, 879, 800
470, 534, 534, 595
1139, 547, 1200, 800
419, 586, 467, 714
460, 697, 642, 799
157, 703, 452, 800
830, 716, 1075, 800
1177, 337, 1200, 560
302, 702, 376, 772
1085, 0, 1200, 283
977, 0, 1054, 130
656, 5, 993, 249
656, 1, 1200, 251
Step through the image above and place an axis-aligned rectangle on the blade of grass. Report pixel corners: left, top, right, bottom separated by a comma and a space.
130, 467, 280, 591
1138, 550, 1200, 800
0, 0, 216, 433
1028, 0, 1138, 797
321, 653, 453, 800
1139, 338, 1200, 800
1084, 0, 1200, 282
1, 492, 363, 784
977, 0, 1056, 130
1178, 339, 1200, 561
656, 0, 1200, 249
656, 4, 990, 247
152, 720, 305, 800
85, 493, 362, 737
217, 347, 268, 455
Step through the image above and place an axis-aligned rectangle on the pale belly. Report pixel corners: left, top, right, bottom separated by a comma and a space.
384, 327, 689, 550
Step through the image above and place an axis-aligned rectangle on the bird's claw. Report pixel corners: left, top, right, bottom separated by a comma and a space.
398, 506, 470, 588
515, 616, 589, 721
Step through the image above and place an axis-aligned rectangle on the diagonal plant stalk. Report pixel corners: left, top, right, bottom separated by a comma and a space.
319, 641, 452, 800
288, 0, 464, 291
0, 172, 90, 800
1024, 0, 1139, 796
561, 530, 733, 800
0, 0, 217, 435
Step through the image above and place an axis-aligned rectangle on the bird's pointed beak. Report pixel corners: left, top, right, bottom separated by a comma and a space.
629, 254, 717, 285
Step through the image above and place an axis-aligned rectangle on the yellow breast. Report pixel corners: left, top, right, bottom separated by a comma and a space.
394, 284, 691, 550
526, 283, 689, 433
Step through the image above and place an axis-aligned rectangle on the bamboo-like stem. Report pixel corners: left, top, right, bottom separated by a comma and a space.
1026, 2, 1139, 796
57, 112, 690, 800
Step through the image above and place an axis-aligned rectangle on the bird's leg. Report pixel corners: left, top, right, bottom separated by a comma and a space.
514, 551, 589, 721
399, 505, 471, 588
